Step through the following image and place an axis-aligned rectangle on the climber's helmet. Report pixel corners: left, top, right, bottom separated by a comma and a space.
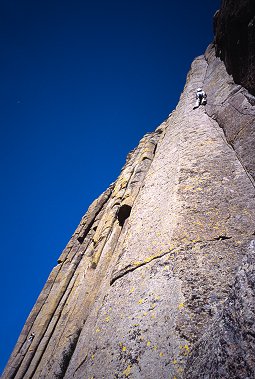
196, 88, 202, 92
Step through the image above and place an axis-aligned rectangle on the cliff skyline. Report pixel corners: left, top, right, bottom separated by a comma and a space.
0, 1, 220, 373
3, 0, 255, 376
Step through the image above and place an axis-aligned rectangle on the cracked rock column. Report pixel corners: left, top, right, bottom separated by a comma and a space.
62, 53, 255, 379
3, 3, 255, 378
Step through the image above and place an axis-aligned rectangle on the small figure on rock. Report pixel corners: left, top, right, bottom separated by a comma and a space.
27, 332, 35, 342
193, 88, 207, 109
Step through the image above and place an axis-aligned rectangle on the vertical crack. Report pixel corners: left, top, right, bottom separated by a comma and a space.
205, 109, 255, 191
28, 277, 79, 379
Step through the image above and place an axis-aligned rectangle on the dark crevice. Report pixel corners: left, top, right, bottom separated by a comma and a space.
153, 143, 158, 156
214, 235, 232, 241
141, 156, 152, 162
87, 154, 142, 268
110, 251, 171, 286
56, 328, 82, 379
110, 233, 255, 287
74, 355, 88, 374
117, 204, 132, 227
110, 264, 145, 286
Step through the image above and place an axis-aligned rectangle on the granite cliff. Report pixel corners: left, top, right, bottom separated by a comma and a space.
3, 1, 255, 378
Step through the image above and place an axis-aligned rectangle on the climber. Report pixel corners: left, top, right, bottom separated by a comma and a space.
193, 88, 207, 109
28, 332, 35, 342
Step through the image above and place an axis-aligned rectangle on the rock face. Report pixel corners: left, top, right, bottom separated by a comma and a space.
214, 0, 255, 95
3, 2, 255, 379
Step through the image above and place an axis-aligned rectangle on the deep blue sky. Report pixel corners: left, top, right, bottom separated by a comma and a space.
0, 0, 220, 373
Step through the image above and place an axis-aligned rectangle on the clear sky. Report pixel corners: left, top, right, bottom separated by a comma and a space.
0, 0, 220, 373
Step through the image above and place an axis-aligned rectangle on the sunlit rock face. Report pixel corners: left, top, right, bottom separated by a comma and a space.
3, 1, 255, 379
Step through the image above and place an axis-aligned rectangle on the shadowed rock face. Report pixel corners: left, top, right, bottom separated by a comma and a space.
214, 0, 255, 95
185, 247, 255, 379
3, 2, 255, 379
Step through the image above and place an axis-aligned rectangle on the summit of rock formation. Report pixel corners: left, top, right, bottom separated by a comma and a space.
3, 1, 255, 378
